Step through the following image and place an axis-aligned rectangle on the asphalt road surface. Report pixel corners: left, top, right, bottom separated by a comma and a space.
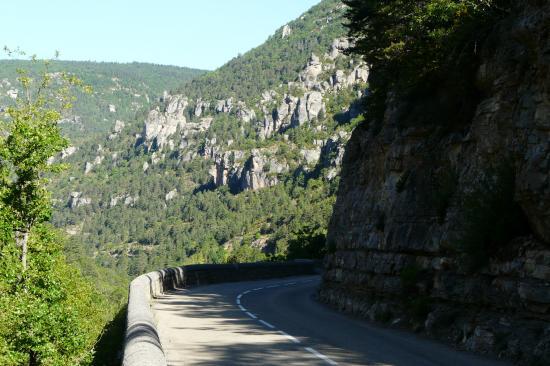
153, 275, 510, 366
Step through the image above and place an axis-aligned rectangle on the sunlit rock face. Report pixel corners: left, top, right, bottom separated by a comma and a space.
142, 95, 188, 152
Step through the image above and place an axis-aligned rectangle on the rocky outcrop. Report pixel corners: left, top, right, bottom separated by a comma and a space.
59, 115, 82, 126
320, 131, 350, 179
291, 91, 325, 126
331, 64, 369, 90
110, 194, 139, 208
108, 120, 125, 140
131, 36, 368, 195
300, 148, 321, 166
235, 102, 256, 122
282, 24, 292, 39
61, 146, 77, 159
165, 189, 178, 202
212, 150, 246, 187
6, 89, 18, 99
328, 37, 351, 60
320, 2, 550, 365
142, 95, 187, 151
194, 99, 209, 117
215, 98, 233, 113
84, 155, 104, 174
69, 192, 92, 208
211, 149, 288, 192
299, 54, 323, 88
240, 150, 288, 191
252, 52, 366, 139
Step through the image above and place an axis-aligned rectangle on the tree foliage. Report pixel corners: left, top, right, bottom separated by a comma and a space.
343, 0, 513, 125
0, 52, 107, 365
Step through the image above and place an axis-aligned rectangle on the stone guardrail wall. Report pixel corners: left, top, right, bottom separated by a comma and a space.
122, 260, 317, 366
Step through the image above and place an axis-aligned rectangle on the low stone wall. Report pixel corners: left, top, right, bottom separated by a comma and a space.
122, 260, 316, 366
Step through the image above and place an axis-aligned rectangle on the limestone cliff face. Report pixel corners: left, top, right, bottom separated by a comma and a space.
321, 2, 549, 364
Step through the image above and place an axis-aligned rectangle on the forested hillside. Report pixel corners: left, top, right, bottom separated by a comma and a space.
0, 60, 205, 144
49, 0, 366, 278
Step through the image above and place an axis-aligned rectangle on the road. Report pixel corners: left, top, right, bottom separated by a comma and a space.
153, 275, 509, 366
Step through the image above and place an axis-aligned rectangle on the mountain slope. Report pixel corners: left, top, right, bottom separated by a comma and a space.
0, 60, 205, 144
49, 0, 366, 276
178, 0, 347, 101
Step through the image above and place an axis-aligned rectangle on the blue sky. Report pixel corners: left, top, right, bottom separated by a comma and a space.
2, 0, 320, 70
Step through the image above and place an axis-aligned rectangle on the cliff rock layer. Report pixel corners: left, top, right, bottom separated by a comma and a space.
320, 2, 549, 364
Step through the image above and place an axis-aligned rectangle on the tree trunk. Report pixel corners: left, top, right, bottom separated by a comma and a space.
29, 350, 38, 366
16, 230, 29, 271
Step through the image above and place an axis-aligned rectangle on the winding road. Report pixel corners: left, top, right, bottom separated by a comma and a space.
153, 275, 509, 365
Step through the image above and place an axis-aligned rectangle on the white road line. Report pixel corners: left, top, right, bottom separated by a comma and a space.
245, 311, 257, 319
238, 278, 333, 361
258, 319, 275, 329
305, 347, 338, 365
277, 330, 300, 344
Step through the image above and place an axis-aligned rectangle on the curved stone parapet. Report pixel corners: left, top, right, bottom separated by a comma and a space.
122, 260, 316, 366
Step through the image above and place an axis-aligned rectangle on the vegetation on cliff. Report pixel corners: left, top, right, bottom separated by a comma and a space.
343, 0, 514, 128
48, 0, 361, 276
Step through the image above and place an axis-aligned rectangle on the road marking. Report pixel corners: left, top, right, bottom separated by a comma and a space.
258, 319, 275, 329
277, 330, 300, 344
304, 347, 338, 365
238, 278, 337, 364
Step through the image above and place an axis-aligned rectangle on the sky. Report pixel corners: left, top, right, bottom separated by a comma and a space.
2, 0, 321, 71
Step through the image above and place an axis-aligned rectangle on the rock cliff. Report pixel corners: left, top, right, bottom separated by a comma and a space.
320, 2, 549, 365
129, 35, 368, 194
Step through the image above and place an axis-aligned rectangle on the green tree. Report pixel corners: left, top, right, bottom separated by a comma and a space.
0, 51, 105, 365
0, 50, 88, 270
